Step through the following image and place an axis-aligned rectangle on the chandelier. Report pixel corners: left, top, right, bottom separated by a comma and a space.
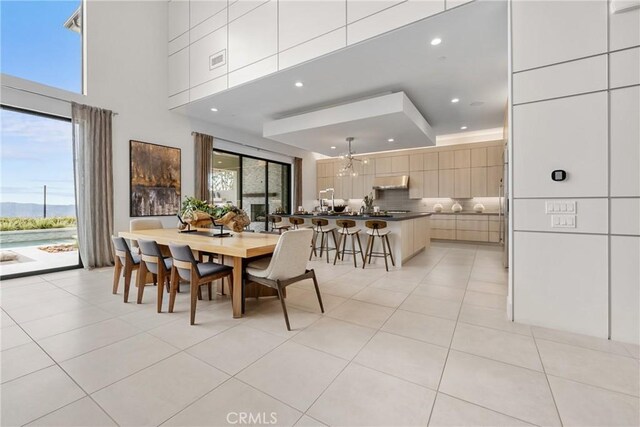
337, 137, 368, 177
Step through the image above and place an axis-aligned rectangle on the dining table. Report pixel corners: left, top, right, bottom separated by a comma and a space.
118, 228, 281, 318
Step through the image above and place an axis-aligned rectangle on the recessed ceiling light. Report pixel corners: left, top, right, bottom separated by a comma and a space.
330, 146, 336, 150
387, 138, 395, 142
430, 38, 442, 46
460, 126, 468, 130
210, 107, 218, 112
295, 81, 304, 87
217, 161, 223, 164
451, 98, 459, 103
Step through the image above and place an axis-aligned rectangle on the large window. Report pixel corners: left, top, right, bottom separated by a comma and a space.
0, 0, 84, 93
212, 150, 291, 232
0, 107, 80, 278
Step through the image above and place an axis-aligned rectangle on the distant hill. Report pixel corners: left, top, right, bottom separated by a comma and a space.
0, 202, 76, 218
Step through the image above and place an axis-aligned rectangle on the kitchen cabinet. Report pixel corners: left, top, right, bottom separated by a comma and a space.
471, 167, 488, 197
487, 165, 502, 196
423, 152, 438, 170
400, 220, 415, 262
190, 0, 227, 29
471, 147, 487, 167
347, 0, 404, 23
228, 1, 278, 72
168, 48, 189, 96
413, 216, 430, 251
279, 28, 346, 70
409, 154, 423, 172
317, 176, 334, 194
454, 168, 471, 198
352, 174, 364, 199
278, 0, 346, 52
335, 175, 352, 200
439, 151, 454, 169
361, 158, 375, 175
375, 157, 392, 175
409, 171, 424, 199
454, 149, 471, 169
423, 170, 439, 198
362, 175, 376, 199
391, 155, 409, 173
487, 145, 503, 166
189, 26, 228, 89
439, 169, 454, 197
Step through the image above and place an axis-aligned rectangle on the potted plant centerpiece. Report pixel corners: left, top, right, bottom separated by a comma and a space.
179, 196, 251, 232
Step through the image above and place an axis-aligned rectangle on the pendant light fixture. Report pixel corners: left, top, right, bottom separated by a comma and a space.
337, 137, 368, 177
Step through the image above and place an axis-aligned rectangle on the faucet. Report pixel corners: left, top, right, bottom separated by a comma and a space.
318, 188, 335, 211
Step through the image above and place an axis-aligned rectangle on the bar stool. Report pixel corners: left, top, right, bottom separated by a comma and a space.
333, 219, 365, 267
363, 220, 395, 271
269, 215, 291, 234
288, 216, 306, 230
309, 218, 339, 263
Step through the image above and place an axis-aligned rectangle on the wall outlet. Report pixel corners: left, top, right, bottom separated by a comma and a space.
551, 215, 576, 228
546, 200, 577, 214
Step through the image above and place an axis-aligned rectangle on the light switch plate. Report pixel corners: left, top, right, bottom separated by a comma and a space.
551, 215, 577, 228
546, 200, 577, 214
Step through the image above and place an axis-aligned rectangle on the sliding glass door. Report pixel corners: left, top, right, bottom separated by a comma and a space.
211, 150, 291, 232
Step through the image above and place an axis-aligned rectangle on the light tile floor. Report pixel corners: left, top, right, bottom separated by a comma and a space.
1, 242, 639, 426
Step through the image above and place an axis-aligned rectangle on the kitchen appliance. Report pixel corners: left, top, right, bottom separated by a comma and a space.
371, 175, 409, 190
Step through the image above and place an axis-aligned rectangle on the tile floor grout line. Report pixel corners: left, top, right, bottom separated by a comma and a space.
435, 391, 540, 426
531, 334, 640, 360
531, 330, 565, 427
543, 372, 640, 399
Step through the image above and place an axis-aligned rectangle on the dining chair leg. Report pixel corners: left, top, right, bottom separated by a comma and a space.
381, 236, 389, 271
356, 232, 365, 264
156, 266, 165, 313
197, 286, 203, 300
208, 283, 213, 301
311, 270, 324, 313
165, 275, 171, 293
228, 273, 234, 304
385, 235, 396, 266
136, 262, 147, 304
333, 233, 343, 265
276, 282, 291, 331
112, 257, 122, 294
190, 271, 198, 325
168, 267, 178, 313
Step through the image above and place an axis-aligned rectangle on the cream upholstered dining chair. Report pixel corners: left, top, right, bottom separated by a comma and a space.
245, 229, 324, 330
129, 219, 163, 250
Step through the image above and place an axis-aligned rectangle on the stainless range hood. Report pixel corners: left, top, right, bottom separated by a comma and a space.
372, 175, 409, 190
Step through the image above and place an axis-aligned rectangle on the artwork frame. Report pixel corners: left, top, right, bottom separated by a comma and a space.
129, 140, 181, 217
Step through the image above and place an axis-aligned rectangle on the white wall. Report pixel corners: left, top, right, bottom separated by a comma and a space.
510, 0, 640, 343
1, 0, 319, 235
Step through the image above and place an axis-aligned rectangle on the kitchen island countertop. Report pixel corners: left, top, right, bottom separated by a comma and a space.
278, 212, 431, 221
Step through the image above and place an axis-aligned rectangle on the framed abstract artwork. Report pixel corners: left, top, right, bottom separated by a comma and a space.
129, 140, 181, 217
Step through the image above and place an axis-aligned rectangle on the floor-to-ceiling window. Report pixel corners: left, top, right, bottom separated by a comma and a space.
0, 107, 81, 278
211, 150, 291, 232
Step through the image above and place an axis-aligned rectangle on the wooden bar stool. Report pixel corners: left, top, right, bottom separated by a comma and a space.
363, 220, 395, 271
288, 216, 306, 230
333, 219, 365, 267
309, 218, 339, 263
111, 236, 140, 303
269, 215, 291, 234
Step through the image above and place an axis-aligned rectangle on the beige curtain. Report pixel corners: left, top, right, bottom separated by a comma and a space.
71, 102, 114, 268
294, 157, 303, 210
194, 132, 213, 202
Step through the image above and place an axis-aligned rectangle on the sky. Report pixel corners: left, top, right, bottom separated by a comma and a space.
0, 0, 81, 206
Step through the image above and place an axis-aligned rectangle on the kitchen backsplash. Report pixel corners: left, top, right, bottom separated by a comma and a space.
344, 190, 501, 213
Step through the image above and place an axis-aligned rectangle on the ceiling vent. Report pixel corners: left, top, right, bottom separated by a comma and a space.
209, 50, 226, 70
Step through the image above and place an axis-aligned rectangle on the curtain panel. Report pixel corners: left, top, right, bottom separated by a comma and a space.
71, 102, 114, 268
194, 132, 213, 202
294, 157, 303, 210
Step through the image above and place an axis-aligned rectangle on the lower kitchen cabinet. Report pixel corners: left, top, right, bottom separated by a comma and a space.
430, 214, 501, 243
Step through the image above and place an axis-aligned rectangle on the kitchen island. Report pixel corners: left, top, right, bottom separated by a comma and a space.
278, 212, 431, 266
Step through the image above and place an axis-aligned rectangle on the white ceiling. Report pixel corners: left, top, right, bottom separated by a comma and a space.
177, 0, 508, 155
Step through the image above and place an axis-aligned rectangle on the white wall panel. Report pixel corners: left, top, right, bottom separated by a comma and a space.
190, 8, 228, 42
610, 47, 640, 89
190, 0, 227, 28
168, 0, 189, 41
513, 198, 608, 234
610, 236, 640, 344
611, 86, 640, 197
279, 28, 346, 70
513, 55, 607, 104
514, 232, 608, 338
513, 92, 608, 198
168, 90, 190, 109
347, 0, 404, 23
190, 74, 228, 100
228, 1, 277, 71
228, 0, 268, 22
168, 48, 189, 95
168, 32, 189, 56
228, 54, 277, 87
189, 26, 228, 88
611, 198, 640, 236
279, 0, 346, 51
610, 6, 640, 51
511, 0, 607, 71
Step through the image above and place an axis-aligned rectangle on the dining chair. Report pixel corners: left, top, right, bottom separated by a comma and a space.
137, 238, 173, 313
246, 229, 323, 330
168, 243, 234, 325
111, 236, 140, 303
129, 219, 163, 250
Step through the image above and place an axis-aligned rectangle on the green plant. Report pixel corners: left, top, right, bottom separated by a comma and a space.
180, 196, 245, 219
0, 216, 77, 231
363, 193, 374, 211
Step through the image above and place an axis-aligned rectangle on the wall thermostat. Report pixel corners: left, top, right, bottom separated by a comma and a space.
551, 170, 567, 182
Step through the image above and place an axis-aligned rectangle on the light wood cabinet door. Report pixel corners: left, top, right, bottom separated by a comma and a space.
454, 149, 471, 168
409, 171, 424, 199
391, 155, 409, 173
471, 167, 488, 197
471, 147, 487, 167
439, 169, 454, 197
317, 176, 334, 194
423, 152, 439, 170
423, 170, 439, 198
375, 157, 392, 174
401, 219, 414, 261
487, 165, 502, 196
487, 145, 504, 166
362, 158, 375, 175
409, 153, 424, 171
352, 174, 364, 199
439, 151, 454, 169
362, 175, 376, 199
454, 168, 471, 198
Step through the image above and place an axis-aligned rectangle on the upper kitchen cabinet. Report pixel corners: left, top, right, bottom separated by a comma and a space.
375, 157, 392, 175
438, 151, 454, 170
168, 0, 189, 41
409, 153, 423, 171
169, 48, 189, 97
423, 152, 438, 170
470, 147, 487, 167
228, 1, 278, 72
279, 0, 346, 52
454, 149, 470, 169
391, 155, 409, 173
347, 0, 404, 24
190, 0, 228, 29
190, 26, 228, 89
454, 168, 471, 198
511, 0, 607, 71
486, 145, 503, 166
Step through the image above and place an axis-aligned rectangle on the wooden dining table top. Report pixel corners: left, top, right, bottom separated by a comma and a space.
119, 228, 281, 259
